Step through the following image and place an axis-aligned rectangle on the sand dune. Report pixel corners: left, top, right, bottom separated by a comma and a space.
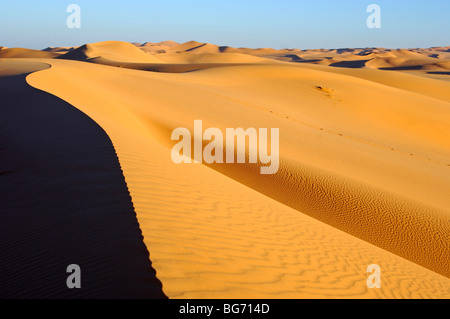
156, 40, 179, 48
228, 47, 450, 76
58, 40, 165, 64
1, 39, 449, 298
23, 55, 450, 298
295, 62, 450, 102
155, 52, 277, 64
133, 41, 180, 54
0, 60, 166, 298
168, 40, 210, 53
180, 42, 221, 54
0, 48, 60, 59
133, 42, 173, 54
43, 46, 76, 53
50, 40, 274, 72
221, 46, 301, 57
2, 40, 449, 79
149, 42, 450, 80
105, 62, 263, 73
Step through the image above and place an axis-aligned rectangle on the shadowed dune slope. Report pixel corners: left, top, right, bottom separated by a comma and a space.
28, 59, 450, 298
0, 60, 166, 298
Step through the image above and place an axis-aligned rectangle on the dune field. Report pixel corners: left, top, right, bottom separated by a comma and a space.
0, 40, 449, 298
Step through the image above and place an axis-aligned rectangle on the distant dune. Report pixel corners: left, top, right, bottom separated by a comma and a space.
1, 40, 448, 80
133, 41, 180, 53
167, 40, 211, 53
156, 40, 179, 48
1, 40, 449, 298
133, 42, 171, 54
0, 48, 60, 59
42, 46, 76, 53
58, 40, 165, 64
154, 52, 277, 64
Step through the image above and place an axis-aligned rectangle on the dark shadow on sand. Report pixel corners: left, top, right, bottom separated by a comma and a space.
329, 60, 370, 68
0, 65, 167, 299
379, 65, 424, 71
427, 71, 450, 75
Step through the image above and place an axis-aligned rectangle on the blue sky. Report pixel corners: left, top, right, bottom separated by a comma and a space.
0, 0, 449, 50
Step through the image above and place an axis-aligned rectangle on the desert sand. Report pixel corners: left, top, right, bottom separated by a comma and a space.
1, 40, 449, 298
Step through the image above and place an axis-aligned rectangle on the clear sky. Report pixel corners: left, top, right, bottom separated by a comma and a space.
0, 0, 449, 50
